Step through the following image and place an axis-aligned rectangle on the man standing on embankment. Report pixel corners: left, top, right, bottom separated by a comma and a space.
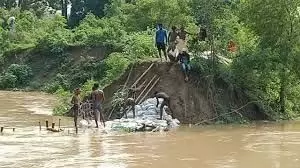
155, 23, 168, 62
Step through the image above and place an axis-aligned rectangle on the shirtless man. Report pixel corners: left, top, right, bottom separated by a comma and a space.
71, 88, 81, 130
124, 97, 136, 118
91, 83, 105, 128
154, 91, 173, 120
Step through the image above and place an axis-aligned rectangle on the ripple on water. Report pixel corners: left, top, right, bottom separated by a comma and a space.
243, 131, 300, 156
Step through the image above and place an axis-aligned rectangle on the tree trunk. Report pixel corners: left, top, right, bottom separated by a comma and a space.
61, 0, 64, 16
279, 70, 286, 114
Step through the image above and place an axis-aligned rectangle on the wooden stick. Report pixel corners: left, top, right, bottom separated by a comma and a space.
45, 120, 49, 128
136, 75, 157, 103
52, 123, 55, 129
131, 63, 154, 88
123, 76, 156, 119
0, 127, 3, 133
47, 128, 60, 132
138, 77, 160, 104
122, 64, 134, 91
59, 119, 61, 129
39, 121, 41, 131
195, 101, 257, 125
123, 77, 160, 118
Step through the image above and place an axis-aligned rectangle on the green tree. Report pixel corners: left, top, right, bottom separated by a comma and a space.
238, 0, 300, 117
85, 0, 109, 17
69, 0, 85, 27
107, 0, 196, 32
0, 0, 17, 9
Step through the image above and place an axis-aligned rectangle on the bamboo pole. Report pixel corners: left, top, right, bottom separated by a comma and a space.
122, 64, 134, 91
123, 77, 160, 118
45, 120, 49, 128
123, 76, 157, 118
138, 77, 160, 104
131, 63, 154, 88
58, 119, 61, 129
135, 75, 157, 103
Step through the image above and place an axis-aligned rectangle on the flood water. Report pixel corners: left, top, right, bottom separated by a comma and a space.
1, 91, 300, 168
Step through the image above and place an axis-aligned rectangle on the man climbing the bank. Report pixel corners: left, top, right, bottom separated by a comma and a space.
168, 26, 179, 52
178, 48, 191, 82
91, 83, 105, 128
167, 26, 179, 62
154, 91, 173, 120
71, 88, 81, 129
155, 23, 168, 62
177, 26, 192, 51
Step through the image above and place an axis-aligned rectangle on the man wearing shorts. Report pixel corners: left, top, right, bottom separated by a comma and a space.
155, 23, 168, 61
154, 91, 173, 120
91, 83, 105, 128
71, 88, 81, 130
124, 97, 136, 118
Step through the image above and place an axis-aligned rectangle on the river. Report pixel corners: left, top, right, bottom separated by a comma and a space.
1, 91, 300, 168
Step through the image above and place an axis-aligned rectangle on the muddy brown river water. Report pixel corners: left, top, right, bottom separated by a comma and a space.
1, 91, 300, 168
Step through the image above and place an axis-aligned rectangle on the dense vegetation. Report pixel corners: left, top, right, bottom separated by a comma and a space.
1, 0, 300, 122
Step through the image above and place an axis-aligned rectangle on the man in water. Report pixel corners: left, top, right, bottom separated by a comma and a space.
123, 97, 136, 118
154, 91, 173, 120
178, 48, 191, 82
91, 83, 105, 128
71, 88, 81, 129
155, 23, 168, 62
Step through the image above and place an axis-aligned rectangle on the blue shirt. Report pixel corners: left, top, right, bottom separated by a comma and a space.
156, 29, 168, 44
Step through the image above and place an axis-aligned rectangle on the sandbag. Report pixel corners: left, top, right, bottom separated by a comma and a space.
104, 98, 180, 133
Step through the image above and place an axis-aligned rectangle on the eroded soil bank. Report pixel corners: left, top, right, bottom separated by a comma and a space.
102, 61, 268, 124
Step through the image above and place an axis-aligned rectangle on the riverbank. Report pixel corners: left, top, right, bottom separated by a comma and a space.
101, 61, 268, 124
0, 44, 269, 124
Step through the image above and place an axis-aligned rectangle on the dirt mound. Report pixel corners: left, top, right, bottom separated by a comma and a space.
103, 61, 267, 124
1, 46, 109, 89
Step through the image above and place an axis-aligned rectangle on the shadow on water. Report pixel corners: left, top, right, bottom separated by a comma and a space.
1, 91, 300, 168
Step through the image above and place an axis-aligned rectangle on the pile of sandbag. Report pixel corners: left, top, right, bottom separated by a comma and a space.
105, 98, 180, 132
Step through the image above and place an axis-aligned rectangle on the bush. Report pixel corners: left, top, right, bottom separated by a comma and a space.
52, 87, 72, 116
102, 52, 131, 85
0, 73, 17, 88
36, 30, 72, 55
0, 64, 33, 89
123, 32, 156, 59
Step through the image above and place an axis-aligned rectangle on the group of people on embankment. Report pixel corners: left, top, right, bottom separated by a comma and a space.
155, 23, 238, 82
155, 23, 192, 82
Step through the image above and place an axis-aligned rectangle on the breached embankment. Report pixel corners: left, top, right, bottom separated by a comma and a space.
102, 61, 268, 124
